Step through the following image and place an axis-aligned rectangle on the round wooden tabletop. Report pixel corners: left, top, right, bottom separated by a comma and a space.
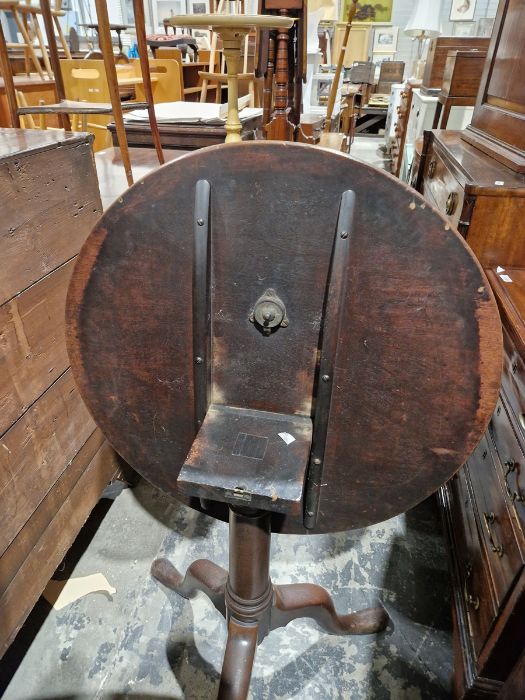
67, 142, 502, 534
164, 14, 295, 30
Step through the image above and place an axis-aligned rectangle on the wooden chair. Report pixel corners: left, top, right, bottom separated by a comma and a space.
60, 59, 120, 151
198, 0, 258, 106
0, 0, 163, 185
131, 58, 183, 104
0, 0, 50, 78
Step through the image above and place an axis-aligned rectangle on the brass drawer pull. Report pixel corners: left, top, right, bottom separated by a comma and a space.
446, 192, 458, 216
428, 159, 436, 179
483, 511, 504, 557
464, 563, 480, 610
504, 459, 525, 503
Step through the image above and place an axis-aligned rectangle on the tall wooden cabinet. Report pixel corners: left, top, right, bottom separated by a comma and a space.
0, 129, 122, 656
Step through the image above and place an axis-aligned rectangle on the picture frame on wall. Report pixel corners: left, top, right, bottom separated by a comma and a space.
450, 0, 477, 22
340, 0, 392, 22
451, 20, 477, 36
190, 0, 209, 13
372, 26, 398, 52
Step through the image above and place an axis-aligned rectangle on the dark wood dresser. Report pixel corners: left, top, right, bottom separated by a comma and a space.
440, 268, 525, 698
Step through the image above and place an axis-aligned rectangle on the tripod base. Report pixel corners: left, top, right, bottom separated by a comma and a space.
151, 508, 388, 700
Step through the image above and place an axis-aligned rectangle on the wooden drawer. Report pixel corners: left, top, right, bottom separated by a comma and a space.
501, 325, 525, 439
467, 434, 525, 606
489, 397, 525, 530
449, 467, 498, 656
422, 144, 464, 229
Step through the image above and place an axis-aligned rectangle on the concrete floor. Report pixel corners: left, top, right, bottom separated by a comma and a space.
0, 137, 453, 700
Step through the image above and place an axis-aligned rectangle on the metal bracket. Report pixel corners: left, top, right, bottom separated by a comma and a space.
192, 179, 211, 432
304, 189, 355, 529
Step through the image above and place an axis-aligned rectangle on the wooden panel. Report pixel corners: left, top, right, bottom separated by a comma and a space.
501, 324, 525, 440
0, 132, 102, 306
0, 260, 74, 435
462, 0, 525, 172
489, 397, 525, 535
421, 143, 464, 229
0, 438, 119, 656
332, 22, 371, 69
467, 196, 525, 269
0, 428, 104, 598
0, 369, 96, 556
468, 434, 525, 607
449, 467, 498, 657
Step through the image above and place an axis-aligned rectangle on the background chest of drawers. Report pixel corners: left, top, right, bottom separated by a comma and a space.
440, 268, 525, 698
416, 130, 525, 268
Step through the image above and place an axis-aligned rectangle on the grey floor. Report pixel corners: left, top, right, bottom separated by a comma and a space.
0, 138, 453, 699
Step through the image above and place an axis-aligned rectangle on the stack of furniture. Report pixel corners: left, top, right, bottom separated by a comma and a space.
431, 49, 487, 130
0, 128, 122, 656
421, 36, 490, 96
390, 36, 491, 184
0, 0, 163, 185
416, 1, 525, 694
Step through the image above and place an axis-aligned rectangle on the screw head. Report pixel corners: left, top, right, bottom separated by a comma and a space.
313, 457, 322, 465
197, 218, 204, 226
195, 356, 204, 364
322, 374, 330, 382
340, 230, 348, 239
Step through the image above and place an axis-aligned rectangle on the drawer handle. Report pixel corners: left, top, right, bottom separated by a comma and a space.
464, 563, 480, 611
504, 459, 525, 503
446, 192, 458, 216
483, 512, 504, 557
428, 159, 436, 179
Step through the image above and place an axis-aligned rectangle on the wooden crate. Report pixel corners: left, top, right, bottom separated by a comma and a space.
0, 128, 120, 656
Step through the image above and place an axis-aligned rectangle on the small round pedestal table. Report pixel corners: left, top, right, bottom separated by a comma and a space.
164, 14, 294, 142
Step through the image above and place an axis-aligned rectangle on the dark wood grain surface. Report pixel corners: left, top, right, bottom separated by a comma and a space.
66, 141, 502, 534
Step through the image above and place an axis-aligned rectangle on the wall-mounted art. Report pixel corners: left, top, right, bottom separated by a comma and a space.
372, 25, 398, 52
341, 0, 392, 22
450, 0, 477, 21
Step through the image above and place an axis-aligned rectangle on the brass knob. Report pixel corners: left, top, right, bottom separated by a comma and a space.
249, 288, 289, 336
446, 192, 458, 216
428, 159, 436, 179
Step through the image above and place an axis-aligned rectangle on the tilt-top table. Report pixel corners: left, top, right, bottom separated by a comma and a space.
66, 141, 502, 698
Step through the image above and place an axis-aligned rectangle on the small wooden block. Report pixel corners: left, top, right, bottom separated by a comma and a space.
178, 404, 312, 514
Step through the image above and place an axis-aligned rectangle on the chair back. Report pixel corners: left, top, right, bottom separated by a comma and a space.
133, 58, 183, 103
60, 58, 112, 151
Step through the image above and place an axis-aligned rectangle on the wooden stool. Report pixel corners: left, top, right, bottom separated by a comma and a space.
66, 142, 502, 698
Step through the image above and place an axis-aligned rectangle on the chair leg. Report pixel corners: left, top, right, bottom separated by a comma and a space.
132, 0, 164, 166
30, 12, 53, 78
0, 21, 20, 127
12, 10, 45, 79
94, 0, 133, 185
54, 14, 72, 59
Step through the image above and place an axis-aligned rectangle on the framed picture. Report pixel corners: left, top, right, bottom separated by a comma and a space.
372, 52, 394, 68
373, 26, 398, 52
450, 0, 477, 21
190, 0, 208, 13
451, 21, 477, 36
193, 29, 211, 49
340, 0, 392, 22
